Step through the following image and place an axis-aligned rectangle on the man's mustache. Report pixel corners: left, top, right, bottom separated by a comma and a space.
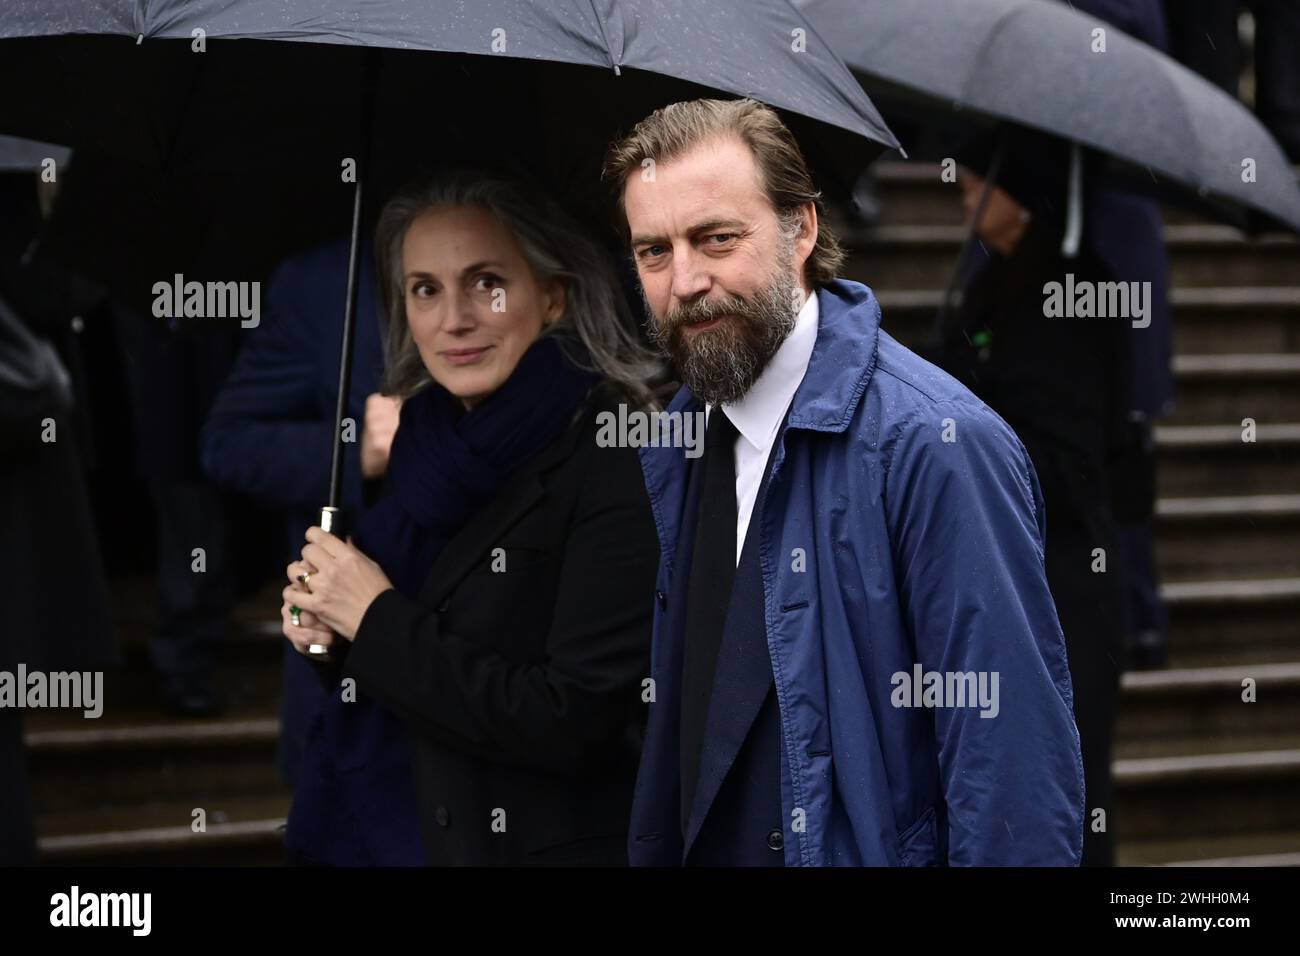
660, 294, 757, 331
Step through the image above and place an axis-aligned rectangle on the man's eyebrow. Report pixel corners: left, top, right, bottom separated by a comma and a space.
630, 218, 747, 247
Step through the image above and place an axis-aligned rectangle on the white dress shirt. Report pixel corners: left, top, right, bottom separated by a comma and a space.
706, 290, 819, 565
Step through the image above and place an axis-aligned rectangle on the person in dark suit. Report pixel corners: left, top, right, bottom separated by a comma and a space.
935, 147, 1131, 867
199, 237, 387, 786
280, 169, 662, 865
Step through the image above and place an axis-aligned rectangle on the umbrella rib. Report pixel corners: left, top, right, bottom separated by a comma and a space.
586, 0, 623, 75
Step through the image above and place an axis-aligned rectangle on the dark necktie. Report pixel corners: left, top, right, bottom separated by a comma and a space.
680, 406, 739, 828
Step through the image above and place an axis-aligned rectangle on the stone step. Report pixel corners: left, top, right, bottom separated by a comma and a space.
864, 161, 965, 226
1155, 422, 1300, 497
37, 793, 289, 866
1115, 748, 1300, 842
1163, 578, 1300, 668
26, 716, 283, 813
1166, 353, 1300, 424
841, 223, 1300, 290
1115, 662, 1300, 759
1118, 829, 1300, 866
875, 287, 1300, 357
23, 605, 288, 813
1154, 495, 1300, 583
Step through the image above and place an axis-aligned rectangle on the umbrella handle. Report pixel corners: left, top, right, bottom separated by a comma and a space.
305, 506, 349, 661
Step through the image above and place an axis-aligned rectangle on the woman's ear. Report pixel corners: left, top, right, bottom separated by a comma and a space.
543, 278, 566, 326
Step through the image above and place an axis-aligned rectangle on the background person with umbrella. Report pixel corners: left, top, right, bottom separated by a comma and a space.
932, 135, 1131, 867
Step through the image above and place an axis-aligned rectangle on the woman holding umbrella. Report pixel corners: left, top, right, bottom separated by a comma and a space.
280, 169, 662, 866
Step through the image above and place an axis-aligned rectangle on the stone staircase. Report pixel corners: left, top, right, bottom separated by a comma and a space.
843, 161, 1300, 866
24, 580, 290, 866
21, 159, 1299, 868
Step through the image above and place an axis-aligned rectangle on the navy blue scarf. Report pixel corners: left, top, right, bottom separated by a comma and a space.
287, 335, 598, 866
358, 334, 599, 595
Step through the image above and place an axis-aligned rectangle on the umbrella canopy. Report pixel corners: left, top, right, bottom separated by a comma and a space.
1, 0, 900, 312
796, 0, 1300, 234
0, 0, 896, 175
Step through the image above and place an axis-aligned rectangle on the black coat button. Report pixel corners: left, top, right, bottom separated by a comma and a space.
655, 589, 667, 609
767, 829, 784, 851
435, 806, 450, 827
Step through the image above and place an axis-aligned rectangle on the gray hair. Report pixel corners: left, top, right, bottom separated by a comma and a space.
374, 169, 662, 406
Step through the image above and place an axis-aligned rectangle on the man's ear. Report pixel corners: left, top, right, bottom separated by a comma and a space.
794, 201, 818, 285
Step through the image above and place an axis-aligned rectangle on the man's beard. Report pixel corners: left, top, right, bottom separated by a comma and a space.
644, 241, 800, 406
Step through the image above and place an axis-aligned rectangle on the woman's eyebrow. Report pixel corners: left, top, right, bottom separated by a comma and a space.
457, 260, 505, 276
403, 261, 506, 281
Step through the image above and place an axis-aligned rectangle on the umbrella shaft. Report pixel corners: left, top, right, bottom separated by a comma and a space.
328, 177, 365, 508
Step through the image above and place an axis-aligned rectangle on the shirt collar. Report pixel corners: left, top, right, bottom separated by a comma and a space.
708, 289, 820, 452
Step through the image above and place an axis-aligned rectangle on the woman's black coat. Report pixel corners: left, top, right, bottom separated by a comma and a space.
341, 382, 658, 865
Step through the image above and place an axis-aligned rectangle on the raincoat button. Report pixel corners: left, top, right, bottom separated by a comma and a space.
767, 829, 784, 851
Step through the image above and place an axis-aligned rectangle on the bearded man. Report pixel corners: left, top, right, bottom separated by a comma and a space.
602, 98, 1085, 866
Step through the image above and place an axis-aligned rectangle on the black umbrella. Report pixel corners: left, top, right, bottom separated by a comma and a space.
795, 0, 1300, 235
1, 2, 898, 657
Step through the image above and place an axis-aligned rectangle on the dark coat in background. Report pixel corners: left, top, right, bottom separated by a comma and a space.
0, 293, 118, 675
0, 174, 117, 675
0, 174, 118, 864
199, 237, 384, 785
342, 383, 658, 865
200, 238, 383, 530
938, 216, 1129, 867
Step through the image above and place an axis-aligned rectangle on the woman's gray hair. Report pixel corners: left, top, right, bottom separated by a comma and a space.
374, 169, 662, 407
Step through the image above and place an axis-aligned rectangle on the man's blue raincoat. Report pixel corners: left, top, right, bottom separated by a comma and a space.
631, 278, 1085, 866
